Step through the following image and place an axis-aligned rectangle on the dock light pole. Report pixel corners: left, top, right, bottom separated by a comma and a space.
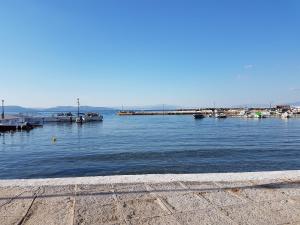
1, 99, 4, 119
77, 98, 80, 117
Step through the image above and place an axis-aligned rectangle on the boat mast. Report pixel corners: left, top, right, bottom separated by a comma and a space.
1, 99, 4, 119
77, 98, 80, 117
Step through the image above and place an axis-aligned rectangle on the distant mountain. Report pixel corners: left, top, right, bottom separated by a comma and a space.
3, 105, 117, 113
44, 106, 116, 112
3, 106, 38, 113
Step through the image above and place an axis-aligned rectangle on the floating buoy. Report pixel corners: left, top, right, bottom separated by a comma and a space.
52, 136, 57, 143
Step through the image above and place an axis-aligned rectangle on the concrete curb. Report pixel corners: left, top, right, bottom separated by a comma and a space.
0, 170, 300, 187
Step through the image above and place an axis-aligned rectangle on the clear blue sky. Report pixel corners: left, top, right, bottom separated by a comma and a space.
0, 0, 299, 107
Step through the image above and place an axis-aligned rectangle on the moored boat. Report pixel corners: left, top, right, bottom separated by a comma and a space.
193, 114, 205, 119
43, 112, 75, 123
22, 116, 44, 127
215, 113, 227, 119
281, 112, 291, 119
76, 112, 103, 123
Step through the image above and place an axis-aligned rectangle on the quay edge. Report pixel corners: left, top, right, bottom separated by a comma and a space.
1, 170, 300, 187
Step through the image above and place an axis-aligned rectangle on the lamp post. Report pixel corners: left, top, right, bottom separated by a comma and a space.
1, 99, 4, 119
77, 98, 80, 117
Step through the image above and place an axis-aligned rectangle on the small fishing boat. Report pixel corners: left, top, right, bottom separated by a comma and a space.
281, 112, 291, 119
43, 112, 75, 123
22, 116, 44, 127
193, 114, 205, 119
215, 113, 227, 119
76, 112, 103, 123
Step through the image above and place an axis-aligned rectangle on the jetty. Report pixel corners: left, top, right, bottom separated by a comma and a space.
118, 105, 300, 118
118, 110, 207, 116
1, 170, 300, 225
0, 115, 35, 132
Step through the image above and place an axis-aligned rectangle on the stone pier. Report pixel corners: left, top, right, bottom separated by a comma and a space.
0, 171, 300, 225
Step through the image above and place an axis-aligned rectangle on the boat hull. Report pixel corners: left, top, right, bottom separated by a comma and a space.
193, 114, 205, 119
0, 124, 34, 132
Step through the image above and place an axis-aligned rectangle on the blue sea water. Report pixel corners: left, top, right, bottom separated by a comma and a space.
1, 111, 300, 179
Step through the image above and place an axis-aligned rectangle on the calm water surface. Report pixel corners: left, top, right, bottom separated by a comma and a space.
1, 111, 300, 179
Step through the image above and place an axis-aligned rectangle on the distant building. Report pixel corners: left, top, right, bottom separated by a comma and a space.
276, 105, 291, 112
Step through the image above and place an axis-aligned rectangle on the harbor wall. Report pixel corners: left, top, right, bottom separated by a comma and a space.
0, 170, 299, 187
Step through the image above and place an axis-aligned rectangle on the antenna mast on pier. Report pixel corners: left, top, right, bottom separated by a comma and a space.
77, 98, 80, 117
1, 99, 4, 119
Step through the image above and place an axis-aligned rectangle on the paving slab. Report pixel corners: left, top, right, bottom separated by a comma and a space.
175, 208, 236, 225
198, 189, 247, 207
129, 215, 181, 225
0, 187, 39, 225
215, 181, 254, 189
75, 202, 124, 225
182, 181, 220, 192
120, 198, 169, 220
223, 200, 300, 225
76, 184, 115, 205
258, 199, 300, 224
113, 183, 151, 202
237, 186, 289, 202
75, 185, 123, 225
147, 182, 187, 197
21, 186, 75, 225
160, 192, 212, 212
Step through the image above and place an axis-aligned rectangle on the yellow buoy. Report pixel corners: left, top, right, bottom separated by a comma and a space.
52, 136, 57, 143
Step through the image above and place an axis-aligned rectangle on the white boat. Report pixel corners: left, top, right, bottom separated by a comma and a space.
215, 113, 227, 119
76, 112, 103, 123
281, 112, 291, 119
43, 112, 75, 123
239, 110, 246, 117
23, 116, 44, 126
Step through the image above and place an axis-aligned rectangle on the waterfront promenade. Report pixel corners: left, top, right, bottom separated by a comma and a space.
0, 171, 300, 225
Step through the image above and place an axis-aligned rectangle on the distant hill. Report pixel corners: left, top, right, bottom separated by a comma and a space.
3, 105, 117, 113
3, 106, 38, 113
44, 106, 116, 112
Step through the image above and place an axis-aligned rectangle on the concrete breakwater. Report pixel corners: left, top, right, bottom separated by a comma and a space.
118, 107, 300, 117
118, 110, 207, 116
1, 170, 300, 225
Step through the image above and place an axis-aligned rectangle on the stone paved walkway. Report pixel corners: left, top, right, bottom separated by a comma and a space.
1, 176, 300, 224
